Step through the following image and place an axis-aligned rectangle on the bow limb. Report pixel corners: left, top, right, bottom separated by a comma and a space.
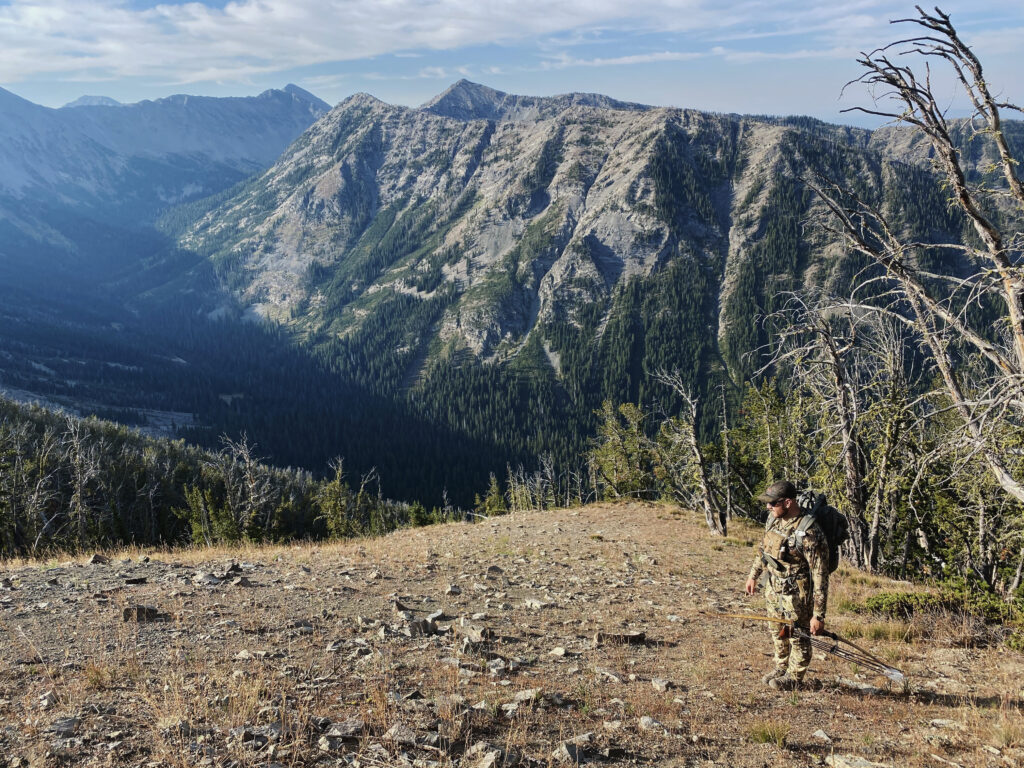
819, 629, 896, 672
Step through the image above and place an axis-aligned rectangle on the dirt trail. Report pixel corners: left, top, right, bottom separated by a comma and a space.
1, 502, 1020, 767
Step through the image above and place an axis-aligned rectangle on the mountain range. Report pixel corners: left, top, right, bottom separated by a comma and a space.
1, 78, 1018, 505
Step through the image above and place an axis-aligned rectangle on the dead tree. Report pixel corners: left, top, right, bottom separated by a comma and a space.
653, 370, 727, 536
813, 5, 1024, 507
760, 293, 876, 566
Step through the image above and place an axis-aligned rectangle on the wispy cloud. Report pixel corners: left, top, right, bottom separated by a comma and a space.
0, 0, 1018, 95
541, 51, 703, 69
709, 45, 859, 63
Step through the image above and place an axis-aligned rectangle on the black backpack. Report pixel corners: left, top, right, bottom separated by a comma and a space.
793, 491, 849, 574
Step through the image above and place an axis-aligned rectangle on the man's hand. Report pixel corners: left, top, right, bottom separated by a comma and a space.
744, 577, 757, 596
810, 617, 824, 635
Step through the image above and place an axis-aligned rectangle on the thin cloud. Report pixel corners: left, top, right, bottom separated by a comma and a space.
0, 0, 1018, 88
710, 45, 859, 63
542, 51, 703, 69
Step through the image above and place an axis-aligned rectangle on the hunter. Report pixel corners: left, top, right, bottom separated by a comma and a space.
744, 480, 830, 690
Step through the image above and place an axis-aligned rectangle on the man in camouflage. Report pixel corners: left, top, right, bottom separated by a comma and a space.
744, 480, 830, 690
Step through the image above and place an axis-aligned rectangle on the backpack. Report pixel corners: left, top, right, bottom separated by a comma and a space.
793, 490, 849, 574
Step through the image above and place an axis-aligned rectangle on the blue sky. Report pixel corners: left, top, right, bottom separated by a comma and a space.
2, 1, 1021, 126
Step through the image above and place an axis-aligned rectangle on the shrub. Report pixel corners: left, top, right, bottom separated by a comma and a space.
861, 591, 951, 619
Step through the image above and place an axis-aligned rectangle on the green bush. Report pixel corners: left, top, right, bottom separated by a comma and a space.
864, 588, 1021, 628
1007, 631, 1024, 653
862, 591, 951, 619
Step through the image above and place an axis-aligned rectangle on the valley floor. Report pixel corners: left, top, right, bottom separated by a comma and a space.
0, 502, 1021, 767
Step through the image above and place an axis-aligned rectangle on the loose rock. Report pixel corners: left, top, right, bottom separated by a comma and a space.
825, 757, 892, 768
383, 723, 418, 746
122, 604, 160, 622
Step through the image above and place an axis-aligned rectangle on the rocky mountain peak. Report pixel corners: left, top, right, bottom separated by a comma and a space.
340, 92, 390, 109
421, 79, 511, 121
285, 84, 330, 112
62, 95, 123, 108
422, 79, 651, 123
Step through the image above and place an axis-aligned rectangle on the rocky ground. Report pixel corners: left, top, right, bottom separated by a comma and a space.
1, 502, 1021, 768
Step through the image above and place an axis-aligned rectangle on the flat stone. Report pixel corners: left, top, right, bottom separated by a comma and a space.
325, 718, 365, 740
383, 723, 418, 746
49, 718, 79, 738
638, 716, 666, 733
825, 757, 892, 768
813, 729, 832, 743
594, 667, 624, 683
593, 631, 645, 647
651, 678, 672, 692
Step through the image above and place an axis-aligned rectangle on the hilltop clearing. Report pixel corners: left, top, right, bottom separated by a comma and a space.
1, 502, 1021, 767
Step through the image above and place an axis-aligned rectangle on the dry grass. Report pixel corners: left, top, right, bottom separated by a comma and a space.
0, 503, 1021, 768
747, 719, 791, 747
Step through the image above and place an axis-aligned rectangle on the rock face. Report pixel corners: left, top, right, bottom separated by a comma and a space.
182, 80, 1002, 383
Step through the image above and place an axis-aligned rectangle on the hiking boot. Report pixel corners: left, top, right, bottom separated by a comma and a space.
768, 674, 802, 691
761, 668, 786, 685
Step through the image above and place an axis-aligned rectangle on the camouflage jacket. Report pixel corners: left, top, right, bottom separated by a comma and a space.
747, 511, 830, 621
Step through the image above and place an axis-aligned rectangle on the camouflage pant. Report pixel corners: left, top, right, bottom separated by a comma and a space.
764, 577, 812, 679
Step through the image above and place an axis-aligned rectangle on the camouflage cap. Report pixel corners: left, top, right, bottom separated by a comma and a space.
757, 480, 797, 504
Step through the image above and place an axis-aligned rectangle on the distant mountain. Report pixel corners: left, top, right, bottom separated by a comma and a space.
59, 85, 330, 170
0, 83, 330, 291
0, 84, 329, 204
63, 95, 123, 108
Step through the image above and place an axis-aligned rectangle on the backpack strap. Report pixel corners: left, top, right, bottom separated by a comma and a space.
792, 513, 816, 560
796, 513, 815, 536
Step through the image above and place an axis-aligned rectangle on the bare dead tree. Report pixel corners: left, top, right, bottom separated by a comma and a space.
760, 293, 873, 566
859, 318, 921, 570
652, 369, 726, 536
210, 434, 279, 539
63, 415, 104, 547
813, 5, 1024, 507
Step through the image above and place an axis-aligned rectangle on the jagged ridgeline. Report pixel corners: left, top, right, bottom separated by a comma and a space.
168, 81, 1017, 506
